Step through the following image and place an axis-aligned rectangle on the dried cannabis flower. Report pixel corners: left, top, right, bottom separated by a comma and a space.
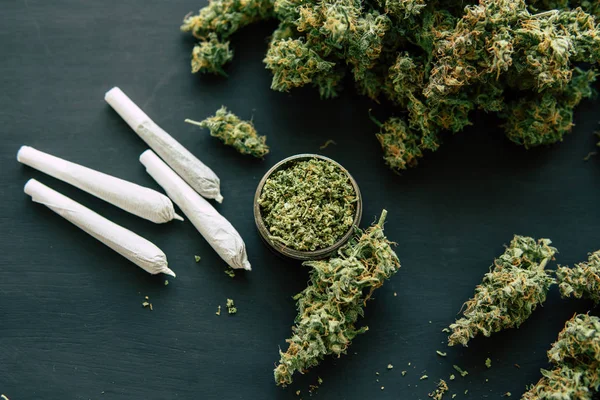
258, 158, 357, 251
182, 0, 600, 173
182, 0, 273, 74
190, 33, 234, 76
448, 235, 557, 347
186, 107, 269, 158
374, 117, 424, 171
522, 313, 600, 399
274, 210, 400, 386
557, 250, 600, 304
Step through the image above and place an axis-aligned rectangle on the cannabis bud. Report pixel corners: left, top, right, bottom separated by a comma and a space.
182, 0, 274, 75
557, 250, 600, 304
274, 210, 400, 386
185, 107, 269, 158
189, 34, 233, 76
448, 235, 556, 347
374, 116, 424, 171
522, 313, 600, 399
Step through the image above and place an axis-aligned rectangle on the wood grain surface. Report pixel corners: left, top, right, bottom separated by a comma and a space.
1, 1, 599, 399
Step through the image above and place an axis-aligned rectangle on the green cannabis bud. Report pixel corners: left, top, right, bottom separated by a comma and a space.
522, 313, 600, 399
190, 33, 234, 76
258, 158, 357, 251
182, 0, 274, 74
186, 106, 269, 158
274, 210, 400, 386
448, 235, 557, 347
557, 250, 600, 304
375, 117, 424, 171
182, 0, 600, 173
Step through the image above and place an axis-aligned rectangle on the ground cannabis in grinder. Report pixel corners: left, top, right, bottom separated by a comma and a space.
258, 158, 357, 251
273, 210, 400, 386
522, 313, 600, 399
186, 106, 269, 158
557, 250, 600, 304
182, 0, 600, 172
448, 235, 556, 347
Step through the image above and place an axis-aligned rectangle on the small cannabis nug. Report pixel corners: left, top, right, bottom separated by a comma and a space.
186, 106, 269, 158
522, 313, 600, 399
274, 210, 400, 386
557, 250, 600, 304
448, 235, 556, 347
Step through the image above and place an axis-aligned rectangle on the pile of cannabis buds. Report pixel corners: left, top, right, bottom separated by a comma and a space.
181, 0, 600, 171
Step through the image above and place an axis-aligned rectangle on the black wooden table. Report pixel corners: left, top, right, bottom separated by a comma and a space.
1, 1, 599, 399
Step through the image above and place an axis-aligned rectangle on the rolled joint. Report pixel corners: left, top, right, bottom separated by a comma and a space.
105, 87, 151, 131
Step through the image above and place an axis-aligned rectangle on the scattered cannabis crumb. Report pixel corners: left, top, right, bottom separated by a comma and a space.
225, 268, 235, 278
375, 371, 380, 375
452, 365, 468, 377
381, 386, 385, 390
557, 250, 600, 304
514, 364, 521, 369
319, 139, 337, 150
442, 328, 450, 333
583, 151, 597, 161
164, 280, 169, 286
226, 298, 237, 314
448, 236, 556, 347
142, 296, 153, 311
317, 377, 323, 385
429, 380, 449, 400
503, 392, 511, 397
452, 394, 457, 399
195, 255, 201, 263
449, 374, 455, 381
186, 107, 269, 158
258, 158, 357, 252
273, 211, 400, 386
420, 375, 429, 380
436, 351, 447, 357
394, 292, 397, 297
402, 371, 407, 376
464, 390, 468, 395
387, 364, 394, 370
216, 305, 221, 316
296, 390, 300, 396
522, 314, 600, 399
485, 358, 492, 368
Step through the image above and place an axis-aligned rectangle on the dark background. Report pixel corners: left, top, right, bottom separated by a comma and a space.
1, 1, 599, 399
